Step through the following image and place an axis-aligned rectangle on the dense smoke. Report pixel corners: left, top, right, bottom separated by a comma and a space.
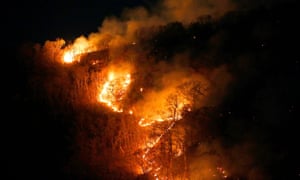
10, 0, 299, 179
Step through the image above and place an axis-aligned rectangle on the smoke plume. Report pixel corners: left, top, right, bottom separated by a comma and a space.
13, 0, 299, 179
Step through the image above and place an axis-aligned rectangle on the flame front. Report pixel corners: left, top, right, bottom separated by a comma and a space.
98, 72, 131, 112
58, 37, 207, 179
97, 71, 189, 179
62, 36, 97, 63
63, 51, 75, 63
138, 96, 190, 127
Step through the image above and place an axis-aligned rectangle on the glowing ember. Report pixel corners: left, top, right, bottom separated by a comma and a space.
95, 69, 191, 179
98, 72, 131, 112
139, 120, 178, 179
63, 51, 75, 63
216, 166, 229, 179
62, 36, 96, 63
175, 148, 183, 157
138, 102, 188, 127
138, 116, 165, 127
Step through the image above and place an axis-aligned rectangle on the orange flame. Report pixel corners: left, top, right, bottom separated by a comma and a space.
98, 72, 131, 112
63, 51, 75, 63
138, 98, 190, 127
95, 68, 190, 179
62, 36, 97, 63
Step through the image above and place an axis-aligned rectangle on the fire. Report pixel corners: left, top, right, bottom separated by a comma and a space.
37, 15, 222, 179
62, 36, 97, 63
98, 72, 131, 112
135, 93, 191, 179
138, 116, 164, 127
129, 110, 133, 115
94, 67, 195, 179
216, 166, 229, 179
97, 73, 188, 178
62, 48, 87, 63
63, 51, 75, 63
138, 97, 190, 127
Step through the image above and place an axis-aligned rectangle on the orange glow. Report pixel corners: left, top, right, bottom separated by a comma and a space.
216, 166, 229, 179
136, 93, 190, 178
98, 72, 131, 112
61, 36, 97, 63
138, 116, 165, 127
137, 95, 189, 127
63, 51, 75, 63
93, 66, 192, 179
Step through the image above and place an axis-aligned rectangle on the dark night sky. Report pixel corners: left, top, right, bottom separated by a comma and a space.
4, 0, 155, 86
6, 0, 155, 46
4, 0, 293, 46
4, 0, 300, 179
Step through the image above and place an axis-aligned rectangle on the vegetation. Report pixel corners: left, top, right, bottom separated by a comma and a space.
7, 1, 300, 179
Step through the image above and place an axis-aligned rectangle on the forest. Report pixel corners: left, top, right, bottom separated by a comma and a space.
5, 1, 300, 179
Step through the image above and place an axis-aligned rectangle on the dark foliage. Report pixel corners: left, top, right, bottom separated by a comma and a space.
5, 1, 300, 179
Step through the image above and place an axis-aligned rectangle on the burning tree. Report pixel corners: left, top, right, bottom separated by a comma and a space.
18, 13, 233, 179
14, 1, 298, 179
132, 80, 207, 179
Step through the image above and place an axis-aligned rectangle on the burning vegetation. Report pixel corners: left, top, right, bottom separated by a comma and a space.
59, 41, 214, 179
11, 0, 300, 179
18, 26, 231, 179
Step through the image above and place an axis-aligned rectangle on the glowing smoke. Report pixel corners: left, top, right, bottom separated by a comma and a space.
16, 0, 293, 179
